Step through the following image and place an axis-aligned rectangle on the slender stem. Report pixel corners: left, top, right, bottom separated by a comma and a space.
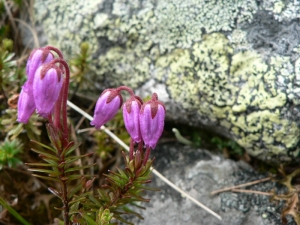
116, 86, 135, 96
143, 147, 151, 165
138, 141, 143, 151
210, 177, 271, 195
129, 138, 134, 160
58, 153, 70, 225
61, 180, 70, 225
231, 189, 272, 196
62, 79, 69, 143
44, 46, 64, 59
47, 58, 70, 145
53, 87, 63, 130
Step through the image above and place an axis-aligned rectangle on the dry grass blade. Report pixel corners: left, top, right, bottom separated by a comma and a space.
211, 177, 271, 195
231, 189, 273, 196
67, 100, 222, 221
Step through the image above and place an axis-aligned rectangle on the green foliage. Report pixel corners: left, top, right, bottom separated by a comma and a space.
27, 124, 94, 184
1, 108, 43, 141
96, 208, 114, 225
27, 122, 156, 224
12, 0, 23, 7
211, 136, 244, 156
0, 38, 26, 89
0, 138, 23, 170
69, 42, 92, 92
172, 128, 195, 146
69, 151, 156, 224
0, 38, 42, 141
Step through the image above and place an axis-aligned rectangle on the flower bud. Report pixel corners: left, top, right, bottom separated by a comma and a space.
17, 87, 36, 123
140, 93, 165, 149
33, 65, 63, 118
24, 48, 54, 93
123, 96, 142, 143
91, 89, 123, 129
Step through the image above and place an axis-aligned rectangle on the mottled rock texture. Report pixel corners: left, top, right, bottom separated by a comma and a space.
123, 143, 293, 225
33, 0, 300, 164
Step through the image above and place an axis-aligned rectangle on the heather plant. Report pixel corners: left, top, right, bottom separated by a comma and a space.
17, 46, 165, 224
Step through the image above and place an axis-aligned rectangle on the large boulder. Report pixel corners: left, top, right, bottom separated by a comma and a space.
32, 0, 300, 164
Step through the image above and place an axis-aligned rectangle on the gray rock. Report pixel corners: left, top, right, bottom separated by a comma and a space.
124, 143, 295, 225
30, 0, 300, 164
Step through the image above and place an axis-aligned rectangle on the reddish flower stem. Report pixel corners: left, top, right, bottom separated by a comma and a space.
138, 141, 143, 151
116, 86, 135, 96
48, 58, 70, 145
143, 147, 151, 165
60, 174, 70, 225
54, 88, 63, 130
44, 46, 64, 59
129, 138, 134, 160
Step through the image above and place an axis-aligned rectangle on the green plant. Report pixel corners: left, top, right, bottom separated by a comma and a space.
0, 138, 23, 170
211, 136, 244, 156
69, 42, 92, 93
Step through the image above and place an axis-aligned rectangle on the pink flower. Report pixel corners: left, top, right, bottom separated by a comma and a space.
91, 89, 123, 129
33, 65, 63, 118
24, 48, 54, 94
139, 93, 165, 149
17, 87, 36, 123
123, 96, 142, 143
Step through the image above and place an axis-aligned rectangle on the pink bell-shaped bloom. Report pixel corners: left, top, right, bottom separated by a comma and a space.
33, 65, 63, 118
91, 89, 123, 129
17, 87, 36, 123
140, 93, 165, 149
123, 96, 142, 143
24, 48, 54, 94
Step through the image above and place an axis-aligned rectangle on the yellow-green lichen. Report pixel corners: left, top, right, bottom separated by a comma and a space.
97, 47, 152, 89
154, 32, 300, 163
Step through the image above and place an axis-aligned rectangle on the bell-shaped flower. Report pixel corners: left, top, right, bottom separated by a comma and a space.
33, 65, 63, 118
123, 96, 142, 143
91, 89, 123, 129
140, 93, 165, 149
24, 48, 54, 94
17, 87, 36, 123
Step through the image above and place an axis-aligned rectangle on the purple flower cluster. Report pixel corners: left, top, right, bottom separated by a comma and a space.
18, 46, 166, 153
91, 87, 165, 149
17, 48, 64, 123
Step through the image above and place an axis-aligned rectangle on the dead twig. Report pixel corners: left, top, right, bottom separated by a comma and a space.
211, 177, 272, 195
231, 189, 273, 196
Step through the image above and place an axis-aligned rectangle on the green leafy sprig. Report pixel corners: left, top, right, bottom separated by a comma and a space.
26, 123, 95, 224
70, 150, 157, 225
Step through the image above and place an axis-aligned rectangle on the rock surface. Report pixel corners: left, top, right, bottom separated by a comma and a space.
125, 143, 295, 225
31, 0, 300, 164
